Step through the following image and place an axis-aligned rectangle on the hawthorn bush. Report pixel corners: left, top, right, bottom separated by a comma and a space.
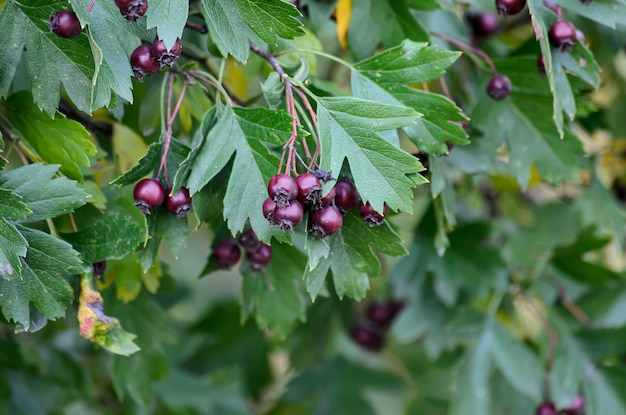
1, 0, 626, 414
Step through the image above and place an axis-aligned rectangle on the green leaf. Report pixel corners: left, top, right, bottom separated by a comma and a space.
201, 0, 303, 62
61, 213, 147, 264
0, 0, 95, 116
187, 106, 293, 242
242, 242, 306, 339
575, 179, 626, 244
553, 0, 626, 29
0, 227, 80, 331
0, 188, 29, 220
2, 92, 96, 180
316, 96, 424, 213
146, 0, 188, 50
111, 142, 162, 187
0, 218, 27, 279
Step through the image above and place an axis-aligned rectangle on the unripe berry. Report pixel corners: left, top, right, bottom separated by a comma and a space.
213, 239, 241, 269
115, 0, 148, 22
309, 205, 343, 238
133, 178, 165, 214
130, 44, 160, 81
333, 180, 359, 213
246, 243, 272, 271
268, 174, 298, 208
549, 20, 577, 52
274, 200, 304, 232
164, 187, 192, 218
49, 10, 82, 39
359, 202, 388, 227
152, 36, 182, 68
496, 0, 527, 16
486, 74, 512, 100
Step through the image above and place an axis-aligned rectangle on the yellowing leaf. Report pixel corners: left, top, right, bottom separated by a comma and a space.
336, 0, 352, 49
112, 123, 148, 175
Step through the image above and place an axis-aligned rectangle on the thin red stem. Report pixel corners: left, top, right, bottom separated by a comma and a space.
439, 76, 452, 100
430, 32, 498, 74
87, 0, 96, 13
157, 74, 188, 186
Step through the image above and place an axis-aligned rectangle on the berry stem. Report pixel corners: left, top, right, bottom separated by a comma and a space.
548, 278, 592, 328
430, 32, 498, 74
181, 49, 245, 105
184, 21, 208, 34
189, 71, 234, 106
87, 0, 96, 13
439, 76, 452, 100
157, 73, 188, 184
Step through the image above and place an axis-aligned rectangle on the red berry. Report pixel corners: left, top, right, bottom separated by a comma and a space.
92, 260, 106, 279
536, 402, 558, 415
274, 200, 304, 232
562, 396, 585, 415
486, 74, 512, 100
350, 325, 384, 352
468, 11, 501, 37
213, 239, 241, 269
152, 36, 182, 68
130, 44, 160, 81
309, 205, 343, 238
133, 178, 165, 214
333, 180, 359, 213
246, 243, 272, 271
496, 0, 526, 15
263, 197, 278, 225
296, 173, 323, 207
537, 53, 546, 75
267, 174, 298, 208
549, 20, 577, 52
238, 229, 260, 253
164, 187, 191, 218
49, 10, 82, 39
366, 301, 404, 328
359, 202, 388, 227
115, 0, 148, 22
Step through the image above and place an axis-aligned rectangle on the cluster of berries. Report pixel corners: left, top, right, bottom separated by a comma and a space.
133, 178, 192, 218
212, 230, 272, 271
131, 36, 182, 81
263, 172, 388, 239
536, 396, 585, 415
114, 0, 148, 22
350, 301, 404, 352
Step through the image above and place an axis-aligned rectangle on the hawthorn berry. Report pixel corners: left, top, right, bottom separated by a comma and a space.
213, 239, 241, 269
49, 10, 82, 39
238, 229, 260, 253
296, 173, 323, 207
133, 178, 165, 214
468, 11, 501, 37
536, 402, 558, 415
549, 20, 577, 52
164, 187, 191, 218
115, 0, 148, 22
351, 324, 384, 352
247, 243, 272, 271
496, 0, 527, 16
537, 53, 546, 75
359, 202, 388, 227
130, 44, 160, 81
333, 180, 359, 213
366, 301, 403, 328
263, 198, 278, 225
153, 36, 182, 68
309, 205, 343, 238
562, 396, 585, 415
486, 74, 512, 100
274, 200, 304, 232
92, 260, 106, 279
268, 174, 299, 208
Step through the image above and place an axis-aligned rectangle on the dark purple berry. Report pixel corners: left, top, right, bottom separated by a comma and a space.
580, 0, 591, 4
49, 10, 82, 39
263, 198, 278, 225
536, 402, 558, 415
130, 44, 160, 81
366, 301, 403, 328
92, 260, 106, 279
274, 200, 304, 232
164, 187, 191, 218
538, 53, 546, 75
238, 229, 260, 253
296, 173, 323, 207
351, 325, 384, 352
152, 36, 182, 68
268, 174, 299, 209
468, 11, 501, 37
496, 0, 527, 15
333, 180, 359, 213
415, 152, 430, 171
246, 243, 272, 271
359, 202, 388, 227
549, 20, 577, 52
486, 74, 512, 100
309, 205, 343, 238
320, 186, 336, 208
134, 178, 165, 214
213, 239, 241, 269
562, 396, 585, 415
115, 0, 148, 22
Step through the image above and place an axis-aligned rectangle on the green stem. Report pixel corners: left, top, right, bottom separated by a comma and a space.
275, 48, 356, 70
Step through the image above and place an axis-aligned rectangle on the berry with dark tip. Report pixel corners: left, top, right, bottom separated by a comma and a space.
267, 174, 299, 208
333, 180, 359, 213
263, 198, 278, 225
468, 11, 501, 37
366, 301, 404, 328
152, 36, 182, 68
486, 74, 512, 100
496, 0, 527, 16
247, 243, 272, 271
164, 187, 191, 218
213, 239, 241, 269
296, 173, 323, 207
313, 169, 333, 182
538, 53, 546, 75
359, 202, 388, 226
562, 396, 585, 415
351, 325, 384, 352
536, 402, 558, 415
134, 178, 165, 214
130, 44, 160, 81
92, 260, 106, 279
309, 205, 343, 238
274, 200, 304, 232
49, 10, 82, 39
415, 152, 430, 171
238, 229, 260, 253
320, 186, 336, 208
115, 0, 148, 22
549, 20, 577, 52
